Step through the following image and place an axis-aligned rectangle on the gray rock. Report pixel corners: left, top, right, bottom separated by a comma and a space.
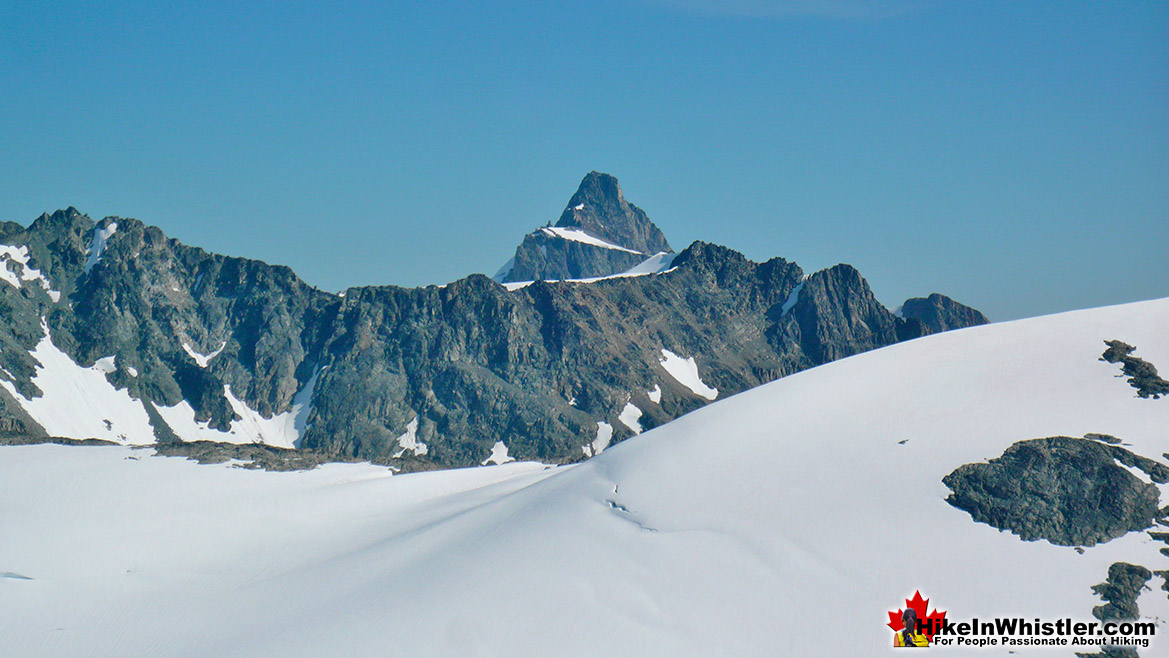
1101, 340, 1169, 399
943, 436, 1165, 547
900, 293, 989, 333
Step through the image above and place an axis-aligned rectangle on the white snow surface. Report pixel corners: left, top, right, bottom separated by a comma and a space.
182, 341, 226, 368
584, 420, 614, 457
539, 226, 643, 254
392, 416, 427, 458
618, 401, 643, 434
0, 321, 155, 445
659, 348, 718, 400
481, 440, 515, 465
0, 244, 59, 300
3, 298, 1169, 656
83, 222, 117, 273
501, 252, 675, 291
647, 384, 662, 404
92, 356, 117, 374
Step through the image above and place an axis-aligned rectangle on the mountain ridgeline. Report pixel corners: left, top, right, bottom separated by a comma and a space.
0, 173, 987, 469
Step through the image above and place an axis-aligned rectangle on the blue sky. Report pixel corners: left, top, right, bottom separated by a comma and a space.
2, 0, 1166, 320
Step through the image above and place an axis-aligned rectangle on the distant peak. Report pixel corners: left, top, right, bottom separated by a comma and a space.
568, 171, 624, 208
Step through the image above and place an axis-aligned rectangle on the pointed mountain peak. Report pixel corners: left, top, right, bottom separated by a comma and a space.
495, 172, 674, 282
564, 171, 626, 210
552, 171, 670, 255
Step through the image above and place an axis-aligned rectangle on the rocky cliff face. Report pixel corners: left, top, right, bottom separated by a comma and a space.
0, 177, 988, 470
498, 172, 672, 282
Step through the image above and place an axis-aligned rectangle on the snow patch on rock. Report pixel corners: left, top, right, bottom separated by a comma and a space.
92, 356, 117, 374
154, 369, 318, 449
392, 416, 427, 458
583, 421, 614, 457
182, 341, 226, 369
647, 384, 662, 404
618, 402, 643, 434
481, 441, 515, 465
659, 349, 718, 400
0, 244, 59, 300
539, 226, 643, 254
84, 222, 118, 274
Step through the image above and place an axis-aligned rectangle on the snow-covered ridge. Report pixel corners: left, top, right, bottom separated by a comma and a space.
502, 251, 675, 291
539, 226, 643, 255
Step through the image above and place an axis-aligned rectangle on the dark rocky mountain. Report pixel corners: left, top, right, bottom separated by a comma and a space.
497, 172, 672, 283
0, 176, 988, 471
901, 292, 990, 333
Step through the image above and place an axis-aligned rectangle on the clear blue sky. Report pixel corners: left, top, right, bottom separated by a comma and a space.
3, 0, 1166, 320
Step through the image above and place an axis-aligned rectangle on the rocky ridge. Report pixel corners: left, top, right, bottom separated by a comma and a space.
0, 175, 988, 470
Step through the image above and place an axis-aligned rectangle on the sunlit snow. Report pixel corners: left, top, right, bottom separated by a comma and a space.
392, 416, 427, 458
182, 341, 226, 368
659, 348, 718, 400
617, 402, 643, 434
647, 384, 662, 404
481, 440, 515, 465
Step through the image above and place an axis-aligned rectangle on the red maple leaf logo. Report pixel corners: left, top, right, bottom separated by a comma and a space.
887, 590, 947, 641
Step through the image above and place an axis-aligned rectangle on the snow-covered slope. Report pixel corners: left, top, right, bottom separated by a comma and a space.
2, 298, 1167, 657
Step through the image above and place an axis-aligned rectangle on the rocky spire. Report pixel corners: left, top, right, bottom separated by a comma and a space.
497, 172, 673, 283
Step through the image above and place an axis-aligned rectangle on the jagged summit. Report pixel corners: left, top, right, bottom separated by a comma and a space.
496, 172, 673, 283
553, 172, 671, 255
